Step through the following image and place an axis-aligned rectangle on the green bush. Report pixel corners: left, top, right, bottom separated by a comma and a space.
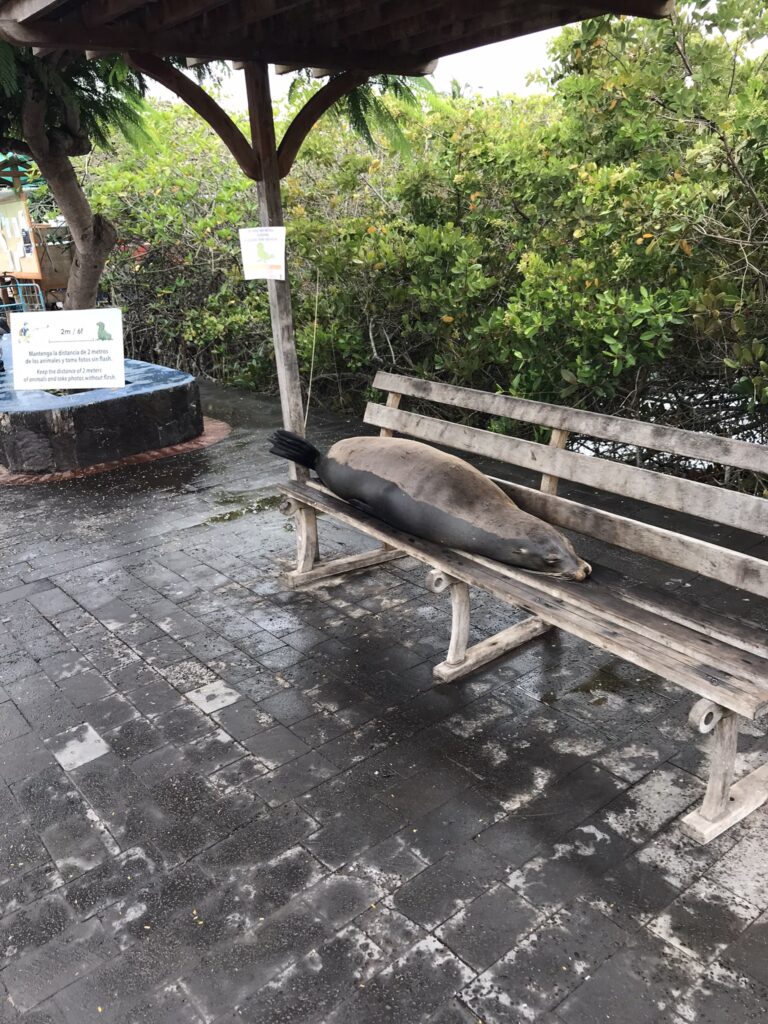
73, 7, 768, 447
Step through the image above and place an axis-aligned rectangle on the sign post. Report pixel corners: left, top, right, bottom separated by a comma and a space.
10, 308, 125, 391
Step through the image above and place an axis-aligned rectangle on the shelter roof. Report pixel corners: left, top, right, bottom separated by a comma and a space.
0, 0, 672, 74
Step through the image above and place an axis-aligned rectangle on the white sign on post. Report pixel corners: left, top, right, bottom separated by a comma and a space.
10, 308, 125, 391
239, 226, 286, 281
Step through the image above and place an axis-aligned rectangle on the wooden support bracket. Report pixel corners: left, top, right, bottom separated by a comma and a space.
681, 698, 768, 843
425, 568, 551, 683
278, 496, 402, 587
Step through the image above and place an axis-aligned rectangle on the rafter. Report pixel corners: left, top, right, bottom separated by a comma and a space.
0, 17, 439, 71
125, 51, 260, 178
0, 0, 68, 22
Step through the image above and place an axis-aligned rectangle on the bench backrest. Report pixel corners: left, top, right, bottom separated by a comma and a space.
367, 372, 768, 599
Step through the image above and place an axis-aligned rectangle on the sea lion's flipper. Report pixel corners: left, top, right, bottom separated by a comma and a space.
268, 429, 321, 471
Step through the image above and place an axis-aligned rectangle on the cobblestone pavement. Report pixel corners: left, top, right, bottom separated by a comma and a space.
1, 383, 767, 1024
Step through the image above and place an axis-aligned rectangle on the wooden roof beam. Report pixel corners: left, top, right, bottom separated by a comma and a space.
0, 17, 439, 71
126, 50, 261, 177
0, 0, 68, 22
80, 0, 153, 26
149, 0, 310, 33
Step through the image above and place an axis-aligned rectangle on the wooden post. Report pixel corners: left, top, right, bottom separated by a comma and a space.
245, 62, 318, 572
540, 427, 570, 495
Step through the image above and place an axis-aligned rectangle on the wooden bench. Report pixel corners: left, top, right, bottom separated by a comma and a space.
278, 371, 768, 844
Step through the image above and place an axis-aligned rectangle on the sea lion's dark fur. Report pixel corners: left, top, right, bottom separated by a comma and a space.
269, 431, 591, 581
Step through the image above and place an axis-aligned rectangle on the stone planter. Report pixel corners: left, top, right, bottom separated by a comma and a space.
0, 359, 204, 473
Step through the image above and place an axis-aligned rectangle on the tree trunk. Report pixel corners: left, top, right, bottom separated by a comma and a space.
31, 150, 117, 310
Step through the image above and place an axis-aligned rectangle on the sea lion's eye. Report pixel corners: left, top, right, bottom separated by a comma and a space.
545, 553, 560, 565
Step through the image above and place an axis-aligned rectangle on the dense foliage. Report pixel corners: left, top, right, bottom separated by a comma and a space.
71, 3, 768, 452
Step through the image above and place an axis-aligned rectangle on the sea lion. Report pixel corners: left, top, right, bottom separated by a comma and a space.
269, 430, 591, 582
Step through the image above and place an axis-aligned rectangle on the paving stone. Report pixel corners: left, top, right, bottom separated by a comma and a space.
39, 653, 93, 685
154, 704, 215, 746
676, 961, 768, 1024
39, 814, 111, 882
436, 882, 540, 972
0, 894, 75, 970
180, 902, 334, 1021
45, 724, 110, 772
399, 789, 505, 864
0, 735, 55, 784
129, 636, 189, 669
210, 698, 274, 740
64, 847, 161, 918
303, 871, 383, 929
197, 803, 317, 878
355, 904, 427, 962
183, 728, 246, 774
462, 902, 628, 1023
723, 908, 768, 987
208, 755, 269, 794
103, 718, 164, 762
78, 695, 138, 735
55, 670, 114, 709
374, 767, 474, 821
2, 919, 115, 1012
184, 680, 242, 714
241, 724, 312, 768
229, 924, 386, 1024
595, 765, 703, 845
646, 876, 761, 963
705, 819, 768, 910
125, 679, 184, 719
251, 750, 339, 806
324, 935, 474, 1024
0, 705, 30, 744
506, 818, 636, 910
349, 835, 429, 894
393, 842, 504, 930
257, 689, 319, 725
556, 930, 700, 1024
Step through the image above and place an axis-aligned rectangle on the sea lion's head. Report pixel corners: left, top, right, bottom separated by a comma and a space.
505, 522, 592, 582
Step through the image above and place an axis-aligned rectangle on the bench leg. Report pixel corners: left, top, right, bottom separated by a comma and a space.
681, 698, 768, 843
279, 498, 402, 587
425, 569, 551, 684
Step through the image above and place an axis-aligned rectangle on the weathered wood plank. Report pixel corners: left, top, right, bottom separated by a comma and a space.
540, 428, 569, 495
611, 581, 768, 662
681, 761, 768, 843
282, 545, 404, 588
433, 616, 551, 683
379, 391, 402, 438
281, 482, 768, 718
372, 372, 768, 474
465, 550, 768, 692
490, 477, 768, 601
365, 403, 768, 535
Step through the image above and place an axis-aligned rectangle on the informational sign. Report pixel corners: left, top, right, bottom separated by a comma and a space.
10, 308, 125, 391
239, 226, 286, 281
0, 189, 41, 280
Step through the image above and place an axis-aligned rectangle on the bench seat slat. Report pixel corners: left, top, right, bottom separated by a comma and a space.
466, 556, 768, 691
373, 371, 768, 475
602, 578, 768, 663
489, 476, 768, 600
282, 481, 768, 720
365, 403, 768, 536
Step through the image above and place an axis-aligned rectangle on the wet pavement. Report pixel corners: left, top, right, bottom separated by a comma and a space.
0, 381, 767, 1023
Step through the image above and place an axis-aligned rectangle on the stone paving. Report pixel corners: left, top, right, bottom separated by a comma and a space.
0, 382, 767, 1024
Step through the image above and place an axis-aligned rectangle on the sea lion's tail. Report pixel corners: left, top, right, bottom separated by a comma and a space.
268, 429, 321, 470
